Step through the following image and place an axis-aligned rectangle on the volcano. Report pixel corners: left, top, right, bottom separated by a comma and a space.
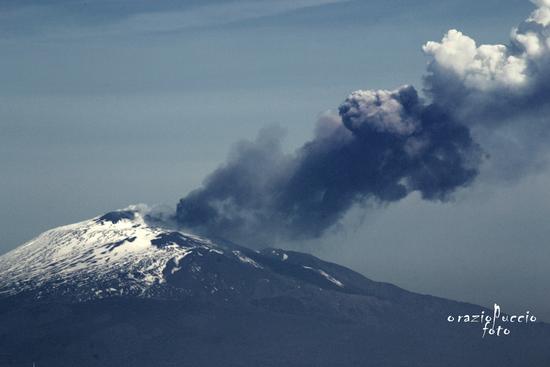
0, 207, 549, 366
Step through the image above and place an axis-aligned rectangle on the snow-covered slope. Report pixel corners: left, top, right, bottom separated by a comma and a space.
0, 207, 253, 300
0, 206, 350, 302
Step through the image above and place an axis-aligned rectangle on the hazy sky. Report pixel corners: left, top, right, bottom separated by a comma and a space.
2, 0, 549, 320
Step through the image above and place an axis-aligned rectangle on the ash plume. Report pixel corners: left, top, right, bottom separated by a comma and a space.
177, 0, 550, 245
177, 86, 479, 245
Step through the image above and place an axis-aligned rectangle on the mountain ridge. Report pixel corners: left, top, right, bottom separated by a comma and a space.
0, 206, 549, 367
0, 206, 441, 305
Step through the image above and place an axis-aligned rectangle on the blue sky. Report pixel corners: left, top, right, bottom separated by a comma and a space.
2, 0, 549, 319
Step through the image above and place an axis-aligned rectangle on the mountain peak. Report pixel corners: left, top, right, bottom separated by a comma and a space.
0, 206, 360, 303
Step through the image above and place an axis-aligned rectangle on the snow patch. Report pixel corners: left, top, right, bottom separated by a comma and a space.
232, 251, 263, 269
302, 266, 344, 288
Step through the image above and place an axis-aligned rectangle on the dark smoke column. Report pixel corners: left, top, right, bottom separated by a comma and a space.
176, 86, 481, 246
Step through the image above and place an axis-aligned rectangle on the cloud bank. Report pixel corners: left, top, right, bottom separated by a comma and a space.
177, 0, 550, 245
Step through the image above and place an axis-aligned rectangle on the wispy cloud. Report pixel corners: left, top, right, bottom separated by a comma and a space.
0, 0, 350, 38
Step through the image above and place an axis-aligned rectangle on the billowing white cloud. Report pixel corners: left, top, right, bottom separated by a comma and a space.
528, 0, 550, 26
420, 0, 550, 181
423, 30, 527, 90
424, 0, 550, 95
513, 30, 544, 56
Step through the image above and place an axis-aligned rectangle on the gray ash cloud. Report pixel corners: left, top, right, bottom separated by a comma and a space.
177, 87, 480, 245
